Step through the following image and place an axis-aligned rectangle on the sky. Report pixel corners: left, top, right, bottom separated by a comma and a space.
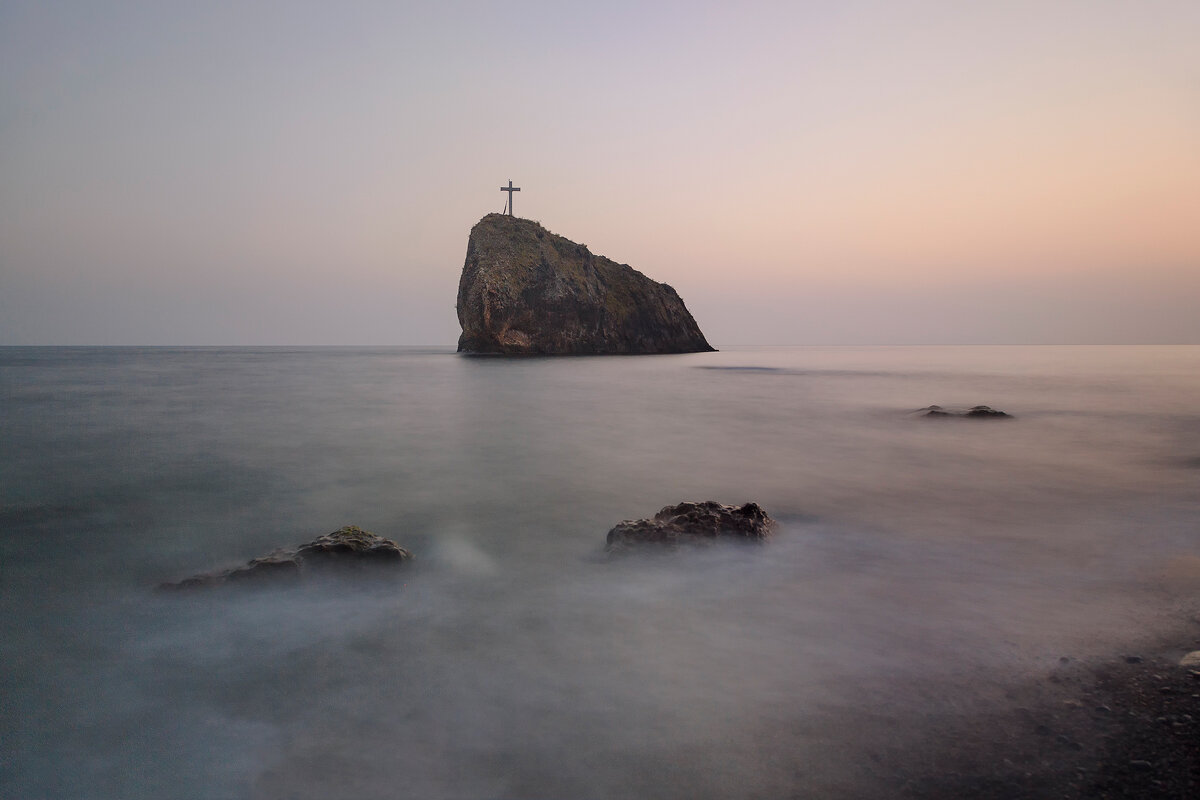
1, 0, 1197, 345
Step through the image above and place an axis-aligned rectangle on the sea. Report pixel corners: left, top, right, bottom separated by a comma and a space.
2, 345, 1199, 799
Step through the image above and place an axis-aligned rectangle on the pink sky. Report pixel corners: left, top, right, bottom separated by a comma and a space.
2, 1, 1197, 344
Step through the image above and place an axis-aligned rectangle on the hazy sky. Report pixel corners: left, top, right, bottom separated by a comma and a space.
2, 0, 1197, 345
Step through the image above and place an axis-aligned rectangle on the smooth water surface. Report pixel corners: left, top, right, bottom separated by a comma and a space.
3, 346, 1199, 798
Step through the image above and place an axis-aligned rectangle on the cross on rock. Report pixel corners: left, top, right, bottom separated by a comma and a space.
501, 180, 520, 215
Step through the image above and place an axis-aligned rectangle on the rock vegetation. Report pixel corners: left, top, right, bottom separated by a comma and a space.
605, 500, 776, 553
456, 214, 714, 355
160, 525, 411, 589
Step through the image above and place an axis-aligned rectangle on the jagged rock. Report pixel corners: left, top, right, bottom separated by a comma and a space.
606, 501, 776, 553
456, 214, 715, 355
919, 405, 1012, 419
227, 551, 302, 581
295, 525, 410, 562
160, 525, 411, 589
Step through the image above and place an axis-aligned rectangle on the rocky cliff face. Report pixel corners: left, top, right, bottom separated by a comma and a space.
456, 214, 715, 355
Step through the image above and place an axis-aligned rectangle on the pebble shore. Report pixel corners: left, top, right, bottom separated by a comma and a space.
895, 633, 1200, 799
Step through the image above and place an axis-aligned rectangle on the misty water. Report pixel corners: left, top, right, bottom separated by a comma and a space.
3, 345, 1199, 799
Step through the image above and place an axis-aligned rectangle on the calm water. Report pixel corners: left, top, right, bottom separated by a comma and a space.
2, 346, 1199, 798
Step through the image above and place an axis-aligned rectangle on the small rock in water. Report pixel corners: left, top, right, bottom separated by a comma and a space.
1179, 651, 1200, 667
229, 552, 302, 580
160, 525, 411, 589
605, 501, 776, 553
917, 404, 1012, 419
295, 525, 410, 562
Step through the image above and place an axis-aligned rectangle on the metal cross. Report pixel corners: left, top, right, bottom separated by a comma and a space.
500, 180, 520, 215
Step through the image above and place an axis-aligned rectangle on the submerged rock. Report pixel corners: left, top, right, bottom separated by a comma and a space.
919, 405, 1012, 419
456, 214, 714, 355
160, 525, 411, 589
605, 501, 776, 553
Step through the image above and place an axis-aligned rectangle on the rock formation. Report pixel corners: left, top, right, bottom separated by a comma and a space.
160, 525, 411, 589
606, 501, 776, 553
919, 405, 1012, 419
456, 214, 715, 355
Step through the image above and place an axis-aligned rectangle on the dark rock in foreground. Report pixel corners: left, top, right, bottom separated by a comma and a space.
160, 525, 411, 589
606, 501, 776, 553
919, 405, 1012, 419
456, 213, 715, 355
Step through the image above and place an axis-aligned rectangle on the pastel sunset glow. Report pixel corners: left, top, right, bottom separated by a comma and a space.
2, 0, 1197, 344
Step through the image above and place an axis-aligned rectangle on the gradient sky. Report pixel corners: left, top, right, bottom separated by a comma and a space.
2, 0, 1197, 345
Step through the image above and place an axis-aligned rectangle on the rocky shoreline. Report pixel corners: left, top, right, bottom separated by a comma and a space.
893, 629, 1200, 799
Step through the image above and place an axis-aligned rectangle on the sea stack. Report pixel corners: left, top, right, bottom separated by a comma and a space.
456, 214, 715, 355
